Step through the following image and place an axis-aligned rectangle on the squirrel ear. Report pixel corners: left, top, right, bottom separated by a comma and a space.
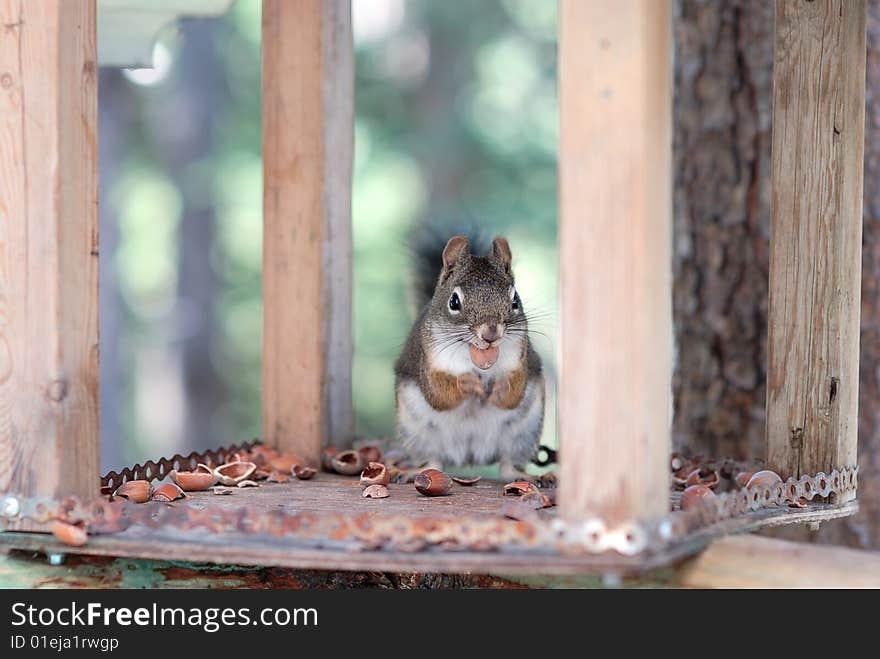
490, 236, 512, 273
442, 235, 470, 274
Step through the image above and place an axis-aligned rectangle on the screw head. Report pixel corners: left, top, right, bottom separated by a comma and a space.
1, 495, 20, 518
602, 573, 623, 588
47, 553, 65, 566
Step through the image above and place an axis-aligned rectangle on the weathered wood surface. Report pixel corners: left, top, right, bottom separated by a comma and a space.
0, 0, 99, 527
558, 0, 673, 525
262, 0, 354, 466
148, 473, 557, 519
766, 0, 866, 496
678, 533, 880, 588
0, 473, 856, 576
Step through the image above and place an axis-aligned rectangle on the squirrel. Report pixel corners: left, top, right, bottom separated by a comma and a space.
394, 233, 545, 482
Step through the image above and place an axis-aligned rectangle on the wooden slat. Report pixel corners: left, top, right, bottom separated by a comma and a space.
7, 532, 877, 588
262, 0, 354, 466
766, 0, 866, 497
678, 534, 880, 588
558, 0, 673, 524
0, 0, 99, 519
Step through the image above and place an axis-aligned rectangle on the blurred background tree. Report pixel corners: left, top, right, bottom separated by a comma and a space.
98, 0, 559, 469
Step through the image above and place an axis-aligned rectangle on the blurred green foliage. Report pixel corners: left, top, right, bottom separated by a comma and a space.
108, 0, 558, 463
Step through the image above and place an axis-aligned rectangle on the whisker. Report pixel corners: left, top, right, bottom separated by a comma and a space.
425, 332, 473, 349
434, 338, 468, 358
506, 328, 551, 340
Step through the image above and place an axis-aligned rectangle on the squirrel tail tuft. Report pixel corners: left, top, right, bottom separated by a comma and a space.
408, 220, 490, 310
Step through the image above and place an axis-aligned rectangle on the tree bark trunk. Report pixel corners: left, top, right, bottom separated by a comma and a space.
673, 0, 773, 461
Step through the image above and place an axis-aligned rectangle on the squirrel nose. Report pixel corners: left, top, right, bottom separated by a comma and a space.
478, 323, 503, 343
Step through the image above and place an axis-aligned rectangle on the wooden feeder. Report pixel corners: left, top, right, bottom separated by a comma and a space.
0, 0, 870, 581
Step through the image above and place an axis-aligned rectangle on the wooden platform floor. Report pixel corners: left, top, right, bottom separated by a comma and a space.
0, 474, 858, 575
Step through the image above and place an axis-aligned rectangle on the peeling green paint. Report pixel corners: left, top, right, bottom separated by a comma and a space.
0, 551, 535, 589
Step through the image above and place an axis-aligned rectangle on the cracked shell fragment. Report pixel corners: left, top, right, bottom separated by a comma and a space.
680, 484, 716, 511
213, 461, 257, 486
503, 481, 539, 497
115, 480, 151, 503
170, 464, 216, 491
359, 462, 390, 488
151, 482, 186, 502
50, 520, 88, 547
451, 476, 481, 485
330, 450, 365, 476
292, 465, 317, 480
362, 484, 389, 499
746, 470, 783, 490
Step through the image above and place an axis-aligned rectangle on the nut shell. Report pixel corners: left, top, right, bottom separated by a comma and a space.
330, 449, 365, 476
680, 484, 717, 511
451, 476, 481, 486
362, 484, 389, 499
686, 468, 720, 489
115, 480, 151, 503
746, 470, 783, 490
414, 469, 452, 496
734, 471, 755, 488
151, 482, 186, 502
503, 481, 539, 497
170, 464, 217, 491
269, 453, 303, 473
359, 462, 390, 488
214, 461, 257, 486
51, 520, 88, 547
292, 465, 317, 480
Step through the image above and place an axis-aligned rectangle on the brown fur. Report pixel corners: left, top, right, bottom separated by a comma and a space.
419, 369, 482, 411
489, 367, 527, 409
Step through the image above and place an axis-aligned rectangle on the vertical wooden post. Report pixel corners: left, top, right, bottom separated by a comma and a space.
0, 0, 99, 511
262, 0, 354, 466
766, 0, 866, 498
558, 1, 673, 525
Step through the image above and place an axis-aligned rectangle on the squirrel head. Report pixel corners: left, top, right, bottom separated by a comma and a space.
428, 235, 524, 347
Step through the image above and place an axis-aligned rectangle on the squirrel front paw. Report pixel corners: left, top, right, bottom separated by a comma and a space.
456, 373, 484, 398
490, 374, 527, 409
489, 377, 511, 407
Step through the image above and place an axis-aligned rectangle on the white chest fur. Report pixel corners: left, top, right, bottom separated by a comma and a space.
396, 332, 544, 467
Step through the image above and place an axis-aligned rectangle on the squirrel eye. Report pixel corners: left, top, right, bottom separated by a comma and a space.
512, 292, 521, 311
448, 292, 462, 313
